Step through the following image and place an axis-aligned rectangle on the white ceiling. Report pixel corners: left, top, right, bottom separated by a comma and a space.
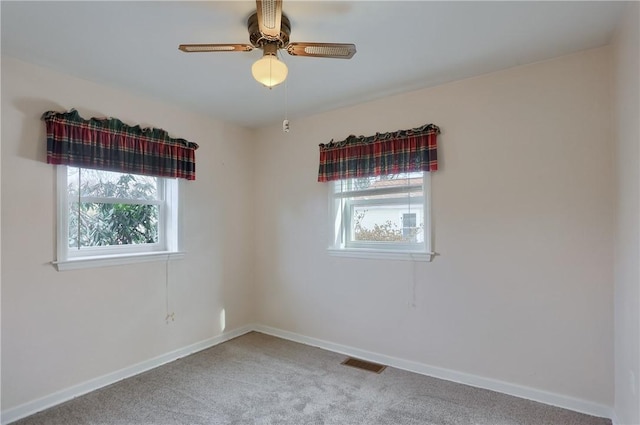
1, 1, 627, 128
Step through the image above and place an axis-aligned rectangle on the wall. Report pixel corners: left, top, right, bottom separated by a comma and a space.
612, 2, 640, 424
253, 47, 614, 409
0, 43, 622, 421
1, 57, 256, 411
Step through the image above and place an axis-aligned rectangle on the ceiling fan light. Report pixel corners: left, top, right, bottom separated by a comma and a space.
251, 54, 288, 88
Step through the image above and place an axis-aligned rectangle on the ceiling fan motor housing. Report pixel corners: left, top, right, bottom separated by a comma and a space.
248, 13, 291, 48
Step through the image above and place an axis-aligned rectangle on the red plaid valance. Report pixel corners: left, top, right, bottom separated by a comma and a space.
318, 123, 439, 182
43, 110, 199, 180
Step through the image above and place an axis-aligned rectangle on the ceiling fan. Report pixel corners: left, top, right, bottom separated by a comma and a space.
178, 0, 357, 88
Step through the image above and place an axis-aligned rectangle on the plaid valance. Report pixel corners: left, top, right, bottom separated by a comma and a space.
318, 123, 439, 182
43, 109, 199, 180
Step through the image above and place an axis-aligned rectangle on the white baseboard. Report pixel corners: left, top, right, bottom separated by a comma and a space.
253, 324, 614, 421
2, 323, 614, 424
1, 325, 254, 425
611, 411, 619, 425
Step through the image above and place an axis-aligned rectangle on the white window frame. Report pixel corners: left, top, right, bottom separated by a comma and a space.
328, 172, 434, 262
53, 166, 184, 271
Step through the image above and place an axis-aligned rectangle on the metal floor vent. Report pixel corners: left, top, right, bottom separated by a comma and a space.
341, 357, 387, 374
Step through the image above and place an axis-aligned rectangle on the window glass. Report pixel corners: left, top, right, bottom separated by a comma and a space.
332, 172, 429, 253
57, 166, 179, 267
66, 167, 162, 250
68, 167, 158, 201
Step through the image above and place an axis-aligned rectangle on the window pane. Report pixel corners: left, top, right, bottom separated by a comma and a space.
339, 173, 425, 245
351, 204, 424, 243
68, 202, 159, 248
330, 171, 429, 254
341, 172, 423, 195
67, 167, 158, 201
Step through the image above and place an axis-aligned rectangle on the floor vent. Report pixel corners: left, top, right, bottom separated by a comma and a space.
341, 357, 387, 374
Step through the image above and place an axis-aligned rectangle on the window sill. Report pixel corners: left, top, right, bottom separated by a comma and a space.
52, 251, 185, 271
327, 248, 434, 262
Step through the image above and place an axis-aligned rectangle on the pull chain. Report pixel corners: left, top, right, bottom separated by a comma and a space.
77, 168, 81, 250
282, 53, 290, 133
165, 256, 175, 323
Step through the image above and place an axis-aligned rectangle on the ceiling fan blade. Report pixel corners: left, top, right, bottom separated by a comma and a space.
179, 44, 253, 53
256, 0, 282, 40
287, 42, 356, 59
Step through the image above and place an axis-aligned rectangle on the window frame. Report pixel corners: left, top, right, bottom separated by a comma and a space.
328, 172, 434, 262
54, 166, 184, 271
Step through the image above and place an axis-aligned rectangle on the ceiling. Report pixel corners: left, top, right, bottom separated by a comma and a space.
1, 1, 627, 129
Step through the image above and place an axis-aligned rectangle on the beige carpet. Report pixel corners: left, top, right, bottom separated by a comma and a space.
12, 332, 611, 425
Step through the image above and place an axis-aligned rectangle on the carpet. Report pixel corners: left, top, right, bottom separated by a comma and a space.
11, 332, 612, 425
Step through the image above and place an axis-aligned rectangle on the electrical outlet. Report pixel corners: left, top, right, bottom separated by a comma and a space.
630, 370, 637, 395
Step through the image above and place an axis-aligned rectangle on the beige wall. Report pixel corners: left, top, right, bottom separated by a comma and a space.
1, 44, 623, 419
253, 47, 614, 407
0, 57, 256, 410
612, 2, 640, 424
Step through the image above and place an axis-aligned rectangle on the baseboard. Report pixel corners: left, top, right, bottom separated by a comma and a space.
253, 324, 614, 421
1, 324, 254, 425
611, 411, 620, 425
2, 323, 614, 424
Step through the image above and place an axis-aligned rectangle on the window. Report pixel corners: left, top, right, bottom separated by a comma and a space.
329, 171, 433, 261
317, 123, 439, 260
55, 166, 182, 270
